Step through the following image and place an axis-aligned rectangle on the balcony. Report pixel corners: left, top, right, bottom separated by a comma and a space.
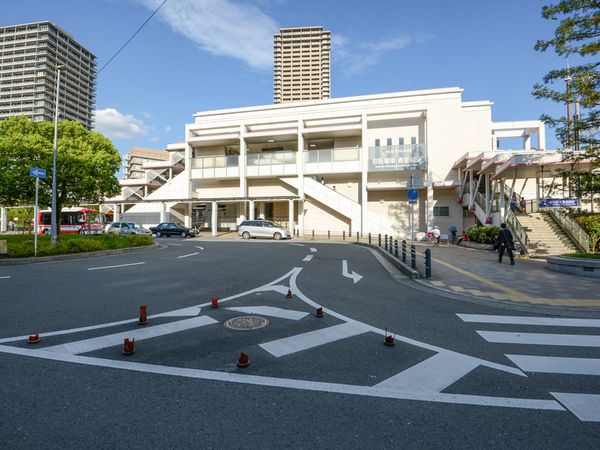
305, 148, 360, 174
368, 144, 427, 172
191, 155, 239, 179
247, 151, 296, 176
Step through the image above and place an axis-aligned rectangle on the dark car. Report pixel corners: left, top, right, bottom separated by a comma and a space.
149, 222, 198, 238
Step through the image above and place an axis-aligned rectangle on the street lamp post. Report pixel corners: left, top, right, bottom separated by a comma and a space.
50, 66, 68, 248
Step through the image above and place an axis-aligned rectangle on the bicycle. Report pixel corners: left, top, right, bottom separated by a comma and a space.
427, 232, 437, 245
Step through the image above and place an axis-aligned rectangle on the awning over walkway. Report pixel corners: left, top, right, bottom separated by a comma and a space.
490, 152, 595, 181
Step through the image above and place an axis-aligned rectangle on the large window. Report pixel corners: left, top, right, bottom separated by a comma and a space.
433, 206, 450, 217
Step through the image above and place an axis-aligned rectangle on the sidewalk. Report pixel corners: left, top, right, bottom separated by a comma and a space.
410, 242, 600, 309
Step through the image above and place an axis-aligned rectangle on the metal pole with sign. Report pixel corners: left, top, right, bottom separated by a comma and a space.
30, 167, 46, 256
407, 170, 423, 246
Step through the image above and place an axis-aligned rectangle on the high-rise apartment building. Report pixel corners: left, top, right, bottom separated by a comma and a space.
273, 26, 330, 104
0, 21, 97, 130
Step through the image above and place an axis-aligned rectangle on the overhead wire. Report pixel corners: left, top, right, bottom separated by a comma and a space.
97, 0, 169, 75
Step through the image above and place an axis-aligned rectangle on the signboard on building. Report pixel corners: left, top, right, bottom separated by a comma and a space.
368, 144, 427, 172
539, 198, 579, 208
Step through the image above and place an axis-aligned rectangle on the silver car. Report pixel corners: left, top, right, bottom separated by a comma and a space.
107, 222, 152, 237
238, 220, 292, 240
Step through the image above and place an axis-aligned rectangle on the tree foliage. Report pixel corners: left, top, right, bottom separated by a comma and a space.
533, 1, 600, 202
0, 116, 121, 234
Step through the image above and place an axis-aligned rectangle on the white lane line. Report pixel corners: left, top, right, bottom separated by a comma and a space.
155, 306, 202, 317
0, 344, 564, 412
303, 255, 313, 262
477, 331, 600, 347
506, 355, 600, 376
195, 246, 204, 250
87, 262, 145, 271
165, 243, 183, 246
0, 276, 10, 279
289, 243, 304, 247
458, 314, 600, 328
226, 306, 309, 321
551, 393, 600, 422
342, 260, 363, 284
44, 316, 218, 354
373, 352, 481, 393
260, 322, 368, 358
310, 248, 317, 252
178, 252, 199, 259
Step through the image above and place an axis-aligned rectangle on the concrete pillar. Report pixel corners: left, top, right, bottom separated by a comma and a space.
160, 203, 166, 223
239, 124, 247, 222
500, 180, 505, 220
361, 111, 368, 234
288, 199, 294, 234
427, 173, 434, 231
297, 118, 305, 235
113, 203, 118, 224
523, 134, 531, 150
184, 128, 193, 199
184, 203, 191, 228
1, 207, 6, 232
259, 202, 265, 220
212, 201, 218, 236
538, 124, 546, 151
249, 200, 255, 220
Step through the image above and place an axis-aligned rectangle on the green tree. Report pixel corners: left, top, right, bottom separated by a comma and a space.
0, 116, 121, 237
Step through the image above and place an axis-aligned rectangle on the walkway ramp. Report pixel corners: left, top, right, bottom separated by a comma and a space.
280, 176, 410, 238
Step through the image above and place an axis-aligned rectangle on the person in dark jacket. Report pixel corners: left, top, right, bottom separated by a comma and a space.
498, 223, 515, 265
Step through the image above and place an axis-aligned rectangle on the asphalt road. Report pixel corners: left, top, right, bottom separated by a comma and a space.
1, 238, 599, 449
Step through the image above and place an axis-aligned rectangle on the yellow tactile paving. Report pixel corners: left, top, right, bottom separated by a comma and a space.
428, 257, 600, 307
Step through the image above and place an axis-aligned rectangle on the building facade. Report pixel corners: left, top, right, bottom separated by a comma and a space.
0, 21, 97, 130
274, 26, 330, 104
118, 87, 548, 241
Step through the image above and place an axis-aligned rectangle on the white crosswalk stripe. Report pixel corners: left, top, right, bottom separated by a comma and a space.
457, 313, 600, 422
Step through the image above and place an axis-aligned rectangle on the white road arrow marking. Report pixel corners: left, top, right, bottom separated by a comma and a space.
195, 246, 204, 250
303, 255, 313, 262
342, 260, 363, 284
178, 252, 199, 259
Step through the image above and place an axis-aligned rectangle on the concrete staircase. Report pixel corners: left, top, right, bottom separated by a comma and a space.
518, 212, 578, 258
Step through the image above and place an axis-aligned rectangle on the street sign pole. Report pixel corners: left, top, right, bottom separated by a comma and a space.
34, 177, 39, 256
407, 183, 420, 247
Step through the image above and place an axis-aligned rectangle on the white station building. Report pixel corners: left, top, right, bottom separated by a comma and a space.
116, 87, 554, 241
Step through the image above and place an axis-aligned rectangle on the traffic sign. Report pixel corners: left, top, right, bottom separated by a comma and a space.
409, 200, 418, 205
30, 167, 46, 179
408, 170, 424, 189
407, 189, 419, 200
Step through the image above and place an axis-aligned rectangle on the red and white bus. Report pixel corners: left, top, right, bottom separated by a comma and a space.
37, 208, 104, 235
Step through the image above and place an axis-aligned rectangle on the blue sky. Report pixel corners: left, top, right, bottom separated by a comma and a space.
5, 0, 570, 170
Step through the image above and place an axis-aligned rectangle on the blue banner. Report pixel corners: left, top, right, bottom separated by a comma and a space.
539, 198, 579, 208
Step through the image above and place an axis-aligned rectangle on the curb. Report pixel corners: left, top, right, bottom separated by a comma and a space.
0, 243, 161, 266
353, 241, 421, 279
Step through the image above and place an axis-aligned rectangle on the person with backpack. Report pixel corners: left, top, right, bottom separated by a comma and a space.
498, 223, 515, 265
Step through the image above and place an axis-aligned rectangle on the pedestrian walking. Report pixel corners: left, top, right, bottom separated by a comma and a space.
321, 177, 325, 184
510, 193, 517, 213
498, 223, 515, 265
520, 197, 526, 212
448, 225, 457, 244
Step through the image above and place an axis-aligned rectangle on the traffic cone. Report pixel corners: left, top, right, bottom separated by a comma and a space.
123, 338, 135, 355
384, 328, 395, 346
27, 333, 40, 344
286, 289, 292, 298
138, 306, 148, 325
237, 352, 249, 367
316, 307, 325, 318
211, 298, 219, 308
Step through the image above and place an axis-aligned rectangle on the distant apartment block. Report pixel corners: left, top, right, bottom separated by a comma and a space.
0, 21, 97, 130
274, 26, 330, 103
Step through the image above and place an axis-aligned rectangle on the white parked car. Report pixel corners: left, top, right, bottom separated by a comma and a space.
238, 220, 292, 240
107, 222, 152, 237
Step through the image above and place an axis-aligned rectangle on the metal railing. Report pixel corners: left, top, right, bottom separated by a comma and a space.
546, 207, 590, 253
505, 209, 528, 255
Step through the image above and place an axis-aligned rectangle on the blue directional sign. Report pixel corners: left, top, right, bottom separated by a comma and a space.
407, 188, 419, 200
30, 167, 46, 179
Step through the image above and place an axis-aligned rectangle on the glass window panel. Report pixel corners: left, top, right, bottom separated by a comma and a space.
306, 151, 318, 163
227, 155, 238, 167
247, 154, 258, 166
214, 156, 226, 168
284, 152, 296, 164
319, 149, 331, 162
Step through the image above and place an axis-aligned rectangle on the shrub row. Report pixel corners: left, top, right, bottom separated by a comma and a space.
466, 226, 501, 244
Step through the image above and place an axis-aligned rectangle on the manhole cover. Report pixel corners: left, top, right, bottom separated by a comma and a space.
225, 316, 269, 330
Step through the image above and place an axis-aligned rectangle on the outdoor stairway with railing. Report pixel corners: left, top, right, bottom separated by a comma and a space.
518, 211, 578, 258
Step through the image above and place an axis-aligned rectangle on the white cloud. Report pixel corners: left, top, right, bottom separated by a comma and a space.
95, 108, 150, 139
165, 126, 171, 132
131, 0, 277, 70
334, 33, 434, 79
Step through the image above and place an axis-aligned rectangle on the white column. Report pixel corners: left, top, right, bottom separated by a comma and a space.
469, 170, 474, 207
485, 174, 490, 218
212, 201, 218, 236
500, 179, 505, 220
113, 203, 118, 224
297, 118, 304, 235
288, 199, 294, 234
239, 124, 247, 222
0, 207, 6, 232
249, 200, 255, 220
361, 111, 368, 234
427, 177, 434, 231
523, 134, 531, 150
259, 202, 265, 220
184, 128, 193, 199
160, 202, 166, 223
426, 110, 434, 231
538, 124, 546, 151
184, 203, 191, 228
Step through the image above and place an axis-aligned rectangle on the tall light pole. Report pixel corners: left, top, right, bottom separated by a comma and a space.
51, 65, 69, 247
